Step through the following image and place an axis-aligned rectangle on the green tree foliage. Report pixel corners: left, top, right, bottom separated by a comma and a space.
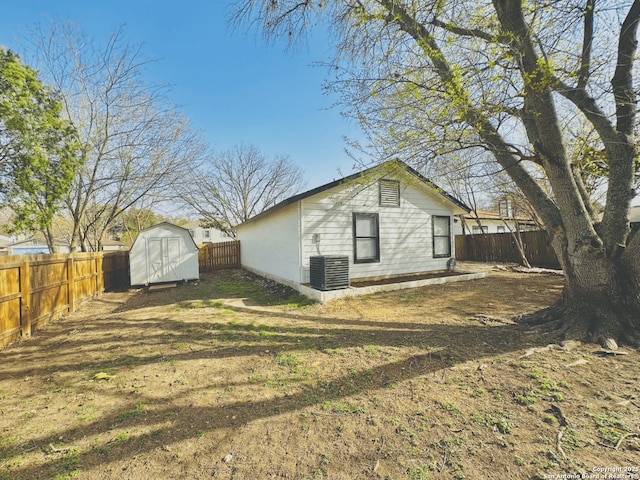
0, 49, 78, 251
108, 206, 165, 247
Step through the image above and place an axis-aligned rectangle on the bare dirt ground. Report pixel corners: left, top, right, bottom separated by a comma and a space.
1, 263, 639, 480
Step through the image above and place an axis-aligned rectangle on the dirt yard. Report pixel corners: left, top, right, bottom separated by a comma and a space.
1, 263, 639, 479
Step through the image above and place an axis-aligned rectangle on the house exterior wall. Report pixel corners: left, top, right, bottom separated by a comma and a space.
298, 180, 454, 283
130, 223, 199, 285
236, 203, 302, 285
187, 226, 232, 244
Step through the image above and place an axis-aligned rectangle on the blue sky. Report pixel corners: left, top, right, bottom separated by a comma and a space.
0, 0, 368, 188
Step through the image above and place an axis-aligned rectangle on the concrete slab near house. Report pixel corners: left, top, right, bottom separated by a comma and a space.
298, 270, 488, 303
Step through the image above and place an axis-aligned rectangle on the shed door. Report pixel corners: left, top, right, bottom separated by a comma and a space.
147, 237, 182, 283
165, 238, 182, 281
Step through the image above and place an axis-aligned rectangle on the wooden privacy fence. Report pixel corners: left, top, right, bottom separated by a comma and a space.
198, 240, 240, 272
102, 251, 130, 291
0, 251, 130, 348
455, 230, 560, 269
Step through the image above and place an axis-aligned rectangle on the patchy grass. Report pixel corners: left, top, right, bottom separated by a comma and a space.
0, 266, 638, 480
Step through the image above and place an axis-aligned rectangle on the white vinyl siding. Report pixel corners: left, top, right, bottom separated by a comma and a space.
236, 203, 301, 284
299, 180, 454, 282
471, 225, 489, 234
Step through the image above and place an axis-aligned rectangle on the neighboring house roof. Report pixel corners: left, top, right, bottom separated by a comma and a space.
237, 160, 470, 227
102, 238, 126, 247
6, 234, 69, 248
7, 237, 41, 247
183, 219, 232, 230
464, 209, 535, 223
182, 220, 203, 229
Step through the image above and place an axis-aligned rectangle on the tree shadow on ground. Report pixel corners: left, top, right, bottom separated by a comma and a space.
0, 269, 563, 479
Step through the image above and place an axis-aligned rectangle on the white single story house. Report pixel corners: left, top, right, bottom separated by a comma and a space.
235, 161, 470, 295
129, 222, 199, 286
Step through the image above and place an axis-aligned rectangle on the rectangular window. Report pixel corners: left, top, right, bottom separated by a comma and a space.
499, 199, 513, 218
433, 216, 451, 258
204, 229, 211, 238
497, 225, 506, 233
353, 213, 380, 263
471, 225, 489, 234
379, 179, 400, 207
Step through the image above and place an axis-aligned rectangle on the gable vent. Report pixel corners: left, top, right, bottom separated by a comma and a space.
379, 179, 400, 206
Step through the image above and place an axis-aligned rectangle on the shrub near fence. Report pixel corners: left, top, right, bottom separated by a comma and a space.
455, 230, 560, 269
0, 251, 129, 348
198, 240, 240, 272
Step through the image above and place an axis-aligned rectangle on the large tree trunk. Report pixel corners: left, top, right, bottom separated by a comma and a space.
44, 226, 58, 254
534, 232, 640, 349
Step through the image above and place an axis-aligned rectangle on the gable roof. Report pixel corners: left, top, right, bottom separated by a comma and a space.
465, 209, 536, 223
237, 160, 470, 227
130, 221, 199, 252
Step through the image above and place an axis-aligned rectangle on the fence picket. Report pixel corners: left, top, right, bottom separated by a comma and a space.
198, 241, 240, 272
0, 243, 241, 348
455, 230, 560, 268
0, 251, 130, 348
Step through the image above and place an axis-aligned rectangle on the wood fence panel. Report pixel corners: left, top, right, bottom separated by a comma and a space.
19, 261, 30, 338
74, 256, 98, 305
0, 243, 239, 348
0, 262, 21, 347
0, 251, 131, 348
29, 258, 70, 331
198, 241, 240, 272
102, 251, 130, 291
455, 230, 560, 269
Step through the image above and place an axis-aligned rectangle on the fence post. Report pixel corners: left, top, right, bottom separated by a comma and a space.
96, 253, 104, 295
67, 257, 76, 312
19, 260, 31, 338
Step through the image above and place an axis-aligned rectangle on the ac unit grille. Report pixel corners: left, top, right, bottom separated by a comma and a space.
309, 256, 349, 291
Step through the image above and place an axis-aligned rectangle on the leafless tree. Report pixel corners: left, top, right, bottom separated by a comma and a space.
178, 144, 305, 233
26, 22, 206, 250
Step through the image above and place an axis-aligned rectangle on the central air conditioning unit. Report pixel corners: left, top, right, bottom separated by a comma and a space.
309, 255, 350, 291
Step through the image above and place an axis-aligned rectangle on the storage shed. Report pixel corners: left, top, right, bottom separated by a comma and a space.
129, 222, 199, 286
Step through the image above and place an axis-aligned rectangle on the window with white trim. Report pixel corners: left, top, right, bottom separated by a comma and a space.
379, 179, 400, 207
433, 216, 451, 258
472, 225, 489, 234
353, 213, 380, 263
